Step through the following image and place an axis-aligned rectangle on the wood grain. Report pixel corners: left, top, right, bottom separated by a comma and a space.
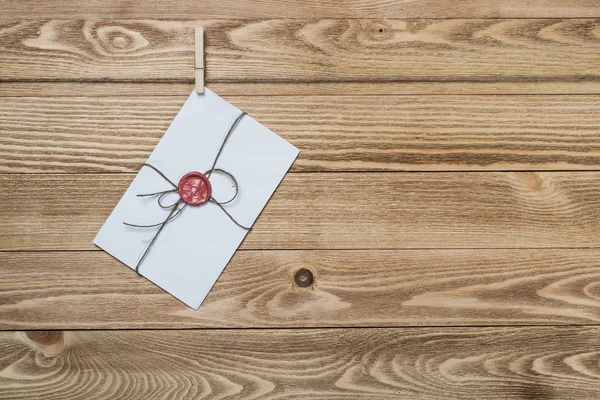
1, 327, 600, 399
2, 3, 600, 399
1, 172, 599, 251
2, 249, 600, 329
6, 81, 600, 97
2, 95, 600, 173
1, 19, 600, 83
1, 0, 599, 19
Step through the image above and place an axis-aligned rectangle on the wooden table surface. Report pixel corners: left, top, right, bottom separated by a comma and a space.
1, 1, 600, 399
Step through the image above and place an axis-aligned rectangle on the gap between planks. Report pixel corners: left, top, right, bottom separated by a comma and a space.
8, 323, 600, 332
5, 81, 600, 96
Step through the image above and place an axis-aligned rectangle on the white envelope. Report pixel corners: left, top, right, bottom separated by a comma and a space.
94, 89, 299, 309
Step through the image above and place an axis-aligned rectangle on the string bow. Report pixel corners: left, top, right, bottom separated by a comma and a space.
124, 112, 250, 273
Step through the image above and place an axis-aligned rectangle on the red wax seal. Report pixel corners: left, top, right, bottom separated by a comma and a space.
178, 172, 212, 205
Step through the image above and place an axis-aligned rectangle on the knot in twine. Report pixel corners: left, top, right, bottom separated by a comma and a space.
124, 112, 250, 273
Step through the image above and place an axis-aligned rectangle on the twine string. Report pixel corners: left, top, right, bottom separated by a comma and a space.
206, 112, 246, 179
124, 111, 251, 274
138, 163, 177, 188
210, 199, 250, 230
137, 189, 176, 198
158, 191, 180, 209
123, 200, 187, 229
132, 200, 182, 273
205, 168, 239, 205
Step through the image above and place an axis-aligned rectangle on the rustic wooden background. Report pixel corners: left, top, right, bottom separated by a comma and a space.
1, 1, 600, 399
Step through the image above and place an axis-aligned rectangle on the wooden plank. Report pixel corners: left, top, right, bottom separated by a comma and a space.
1, 1, 600, 19
1, 19, 600, 83
1, 172, 599, 251
2, 249, 600, 329
1, 327, 600, 399
6, 81, 600, 97
2, 95, 600, 173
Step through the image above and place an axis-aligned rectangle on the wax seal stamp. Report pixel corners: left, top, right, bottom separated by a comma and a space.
178, 171, 212, 205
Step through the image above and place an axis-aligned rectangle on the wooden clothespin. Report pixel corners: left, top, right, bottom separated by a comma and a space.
195, 27, 204, 94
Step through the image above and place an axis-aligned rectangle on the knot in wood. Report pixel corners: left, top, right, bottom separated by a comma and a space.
26, 331, 63, 346
294, 268, 314, 288
25, 331, 67, 356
